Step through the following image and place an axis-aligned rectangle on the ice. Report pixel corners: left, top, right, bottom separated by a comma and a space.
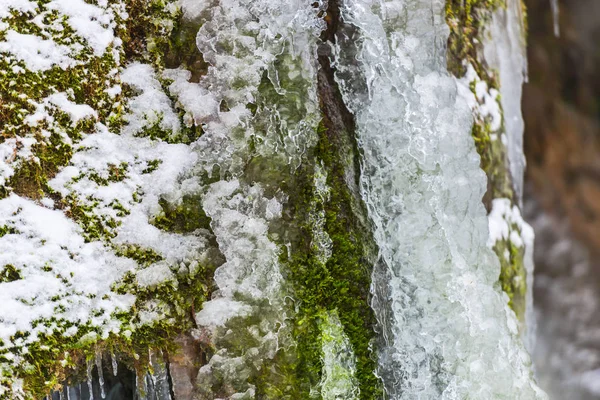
149, 351, 172, 400
95, 353, 105, 399
483, 0, 528, 203
182, 0, 324, 395
333, 0, 545, 398
319, 310, 359, 400
110, 353, 118, 377
86, 359, 94, 400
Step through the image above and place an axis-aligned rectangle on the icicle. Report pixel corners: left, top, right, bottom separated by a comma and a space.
550, 0, 560, 37
111, 352, 118, 376
95, 353, 106, 399
149, 351, 171, 400
86, 359, 94, 400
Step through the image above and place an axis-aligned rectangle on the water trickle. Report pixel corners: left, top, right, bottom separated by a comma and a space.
95, 353, 106, 399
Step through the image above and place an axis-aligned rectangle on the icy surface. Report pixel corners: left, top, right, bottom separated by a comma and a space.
178, 0, 324, 395
333, 0, 545, 398
319, 310, 359, 400
483, 0, 528, 203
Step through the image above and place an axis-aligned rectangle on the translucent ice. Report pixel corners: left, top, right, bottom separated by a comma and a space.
332, 0, 546, 397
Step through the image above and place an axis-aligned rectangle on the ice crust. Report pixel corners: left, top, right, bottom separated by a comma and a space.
333, 0, 546, 398
176, 0, 325, 395
483, 0, 528, 203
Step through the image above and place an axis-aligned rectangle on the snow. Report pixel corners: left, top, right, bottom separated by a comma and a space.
0, 30, 76, 71
121, 63, 181, 136
163, 68, 219, 127
0, 194, 137, 355
46, 0, 117, 56
47, 93, 98, 123
456, 63, 503, 133
0, 1, 35, 19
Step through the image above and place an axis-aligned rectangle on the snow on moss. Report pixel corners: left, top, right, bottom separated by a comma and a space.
0, 0, 216, 395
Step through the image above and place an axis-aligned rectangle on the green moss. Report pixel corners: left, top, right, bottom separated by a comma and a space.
151, 195, 212, 234
62, 195, 119, 242
0, 226, 18, 237
0, 264, 21, 283
446, 0, 504, 79
493, 234, 527, 324
116, 244, 164, 267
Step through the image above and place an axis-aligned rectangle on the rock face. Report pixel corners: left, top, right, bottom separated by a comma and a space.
523, 0, 600, 398
0, 0, 543, 399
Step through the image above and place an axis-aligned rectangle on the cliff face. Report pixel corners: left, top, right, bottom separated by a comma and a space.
0, 1, 543, 399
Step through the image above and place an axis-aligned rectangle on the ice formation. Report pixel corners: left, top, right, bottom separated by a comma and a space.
332, 0, 545, 397
483, 0, 529, 203
0, 0, 547, 397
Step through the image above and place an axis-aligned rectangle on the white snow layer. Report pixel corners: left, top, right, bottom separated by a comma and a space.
0, 194, 136, 353
0, 0, 208, 386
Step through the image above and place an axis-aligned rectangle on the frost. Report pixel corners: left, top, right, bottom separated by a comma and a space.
333, 0, 545, 398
